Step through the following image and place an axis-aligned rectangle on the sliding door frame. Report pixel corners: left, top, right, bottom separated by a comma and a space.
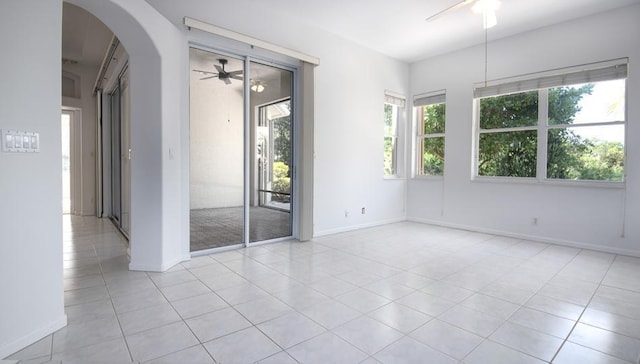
189, 44, 300, 254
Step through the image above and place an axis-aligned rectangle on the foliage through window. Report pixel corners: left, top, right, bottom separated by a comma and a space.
415, 92, 446, 176
475, 64, 626, 182
384, 103, 399, 176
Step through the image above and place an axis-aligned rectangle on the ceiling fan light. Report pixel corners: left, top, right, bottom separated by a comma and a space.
471, 0, 501, 13
251, 83, 265, 93
483, 10, 497, 29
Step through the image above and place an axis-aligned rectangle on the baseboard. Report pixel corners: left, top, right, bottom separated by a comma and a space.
313, 217, 407, 238
407, 217, 640, 258
129, 254, 191, 272
1, 315, 66, 359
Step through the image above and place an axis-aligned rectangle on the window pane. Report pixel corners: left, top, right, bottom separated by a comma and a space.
384, 103, 399, 176
384, 136, 396, 176
421, 103, 445, 134
478, 130, 537, 177
384, 104, 396, 136
549, 79, 625, 125
418, 137, 444, 176
479, 91, 538, 129
547, 125, 624, 181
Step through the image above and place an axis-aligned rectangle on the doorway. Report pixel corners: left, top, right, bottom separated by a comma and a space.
189, 47, 295, 252
109, 67, 131, 237
61, 112, 71, 214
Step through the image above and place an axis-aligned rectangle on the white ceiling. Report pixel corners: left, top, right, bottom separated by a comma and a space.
148, 0, 640, 63
62, 2, 113, 66
64, 0, 640, 67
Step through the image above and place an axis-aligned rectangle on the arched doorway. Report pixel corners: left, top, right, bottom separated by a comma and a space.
66, 0, 189, 271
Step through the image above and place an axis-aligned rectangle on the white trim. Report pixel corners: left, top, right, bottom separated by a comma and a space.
184, 17, 320, 66
413, 90, 446, 107
478, 126, 537, 133
129, 257, 188, 272
384, 90, 406, 108
313, 217, 407, 237
472, 175, 625, 189
407, 217, 640, 258
190, 243, 245, 258
0, 315, 67, 359
474, 58, 628, 98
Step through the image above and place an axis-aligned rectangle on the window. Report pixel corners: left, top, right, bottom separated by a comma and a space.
414, 91, 446, 176
474, 61, 626, 182
384, 92, 405, 177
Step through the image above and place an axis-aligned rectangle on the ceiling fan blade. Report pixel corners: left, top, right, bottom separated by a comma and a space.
214, 65, 224, 73
192, 69, 216, 74
199, 75, 218, 80
227, 70, 243, 76
223, 77, 232, 85
230, 75, 243, 80
425, 0, 475, 23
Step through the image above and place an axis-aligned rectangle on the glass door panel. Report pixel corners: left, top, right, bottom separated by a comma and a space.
189, 48, 245, 251
249, 62, 293, 242
110, 85, 121, 225
120, 70, 131, 235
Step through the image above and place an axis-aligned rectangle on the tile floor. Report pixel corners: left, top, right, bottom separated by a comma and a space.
6, 215, 640, 363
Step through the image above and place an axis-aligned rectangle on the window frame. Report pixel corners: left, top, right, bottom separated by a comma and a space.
383, 91, 406, 179
472, 61, 627, 187
414, 98, 446, 179
383, 103, 399, 177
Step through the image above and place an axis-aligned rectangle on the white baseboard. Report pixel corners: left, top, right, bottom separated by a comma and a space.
407, 217, 640, 258
314, 217, 407, 237
1, 315, 66, 359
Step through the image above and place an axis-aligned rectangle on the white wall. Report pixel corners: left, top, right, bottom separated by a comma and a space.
0, 0, 66, 357
69, 0, 189, 270
408, 4, 640, 256
62, 63, 98, 216
189, 79, 244, 209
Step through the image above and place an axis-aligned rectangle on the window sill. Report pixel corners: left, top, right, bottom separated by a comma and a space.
471, 176, 625, 189
411, 175, 444, 181
383, 175, 405, 180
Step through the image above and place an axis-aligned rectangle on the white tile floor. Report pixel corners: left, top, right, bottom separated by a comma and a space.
6, 215, 640, 363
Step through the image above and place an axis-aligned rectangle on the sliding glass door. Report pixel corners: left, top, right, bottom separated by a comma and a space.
189, 48, 294, 252
109, 68, 131, 237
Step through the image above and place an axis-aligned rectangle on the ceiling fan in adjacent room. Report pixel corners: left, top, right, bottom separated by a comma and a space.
193, 58, 243, 85
426, 0, 502, 29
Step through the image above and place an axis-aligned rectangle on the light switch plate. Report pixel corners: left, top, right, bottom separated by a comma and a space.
1, 129, 40, 153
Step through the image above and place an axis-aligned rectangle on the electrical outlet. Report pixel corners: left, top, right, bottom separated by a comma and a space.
361, 207, 365, 214
532, 217, 538, 225
344, 210, 349, 218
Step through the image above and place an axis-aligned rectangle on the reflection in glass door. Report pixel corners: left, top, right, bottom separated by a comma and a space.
249, 62, 293, 243
251, 98, 292, 242
189, 48, 295, 252
189, 48, 245, 251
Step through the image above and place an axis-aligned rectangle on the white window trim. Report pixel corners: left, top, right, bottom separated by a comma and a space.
384, 90, 406, 179
413, 90, 446, 179
472, 60, 627, 186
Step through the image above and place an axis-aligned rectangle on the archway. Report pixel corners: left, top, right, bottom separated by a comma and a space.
66, 0, 188, 271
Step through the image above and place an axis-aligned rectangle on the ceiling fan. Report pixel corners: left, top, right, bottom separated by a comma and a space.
193, 58, 243, 85
426, 0, 501, 29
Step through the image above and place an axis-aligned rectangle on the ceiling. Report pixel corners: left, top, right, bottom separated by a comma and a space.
62, 2, 113, 66
64, 0, 640, 67
147, 0, 640, 63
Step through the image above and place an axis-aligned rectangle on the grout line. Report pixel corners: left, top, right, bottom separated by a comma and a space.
548, 254, 617, 363
95, 222, 136, 363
